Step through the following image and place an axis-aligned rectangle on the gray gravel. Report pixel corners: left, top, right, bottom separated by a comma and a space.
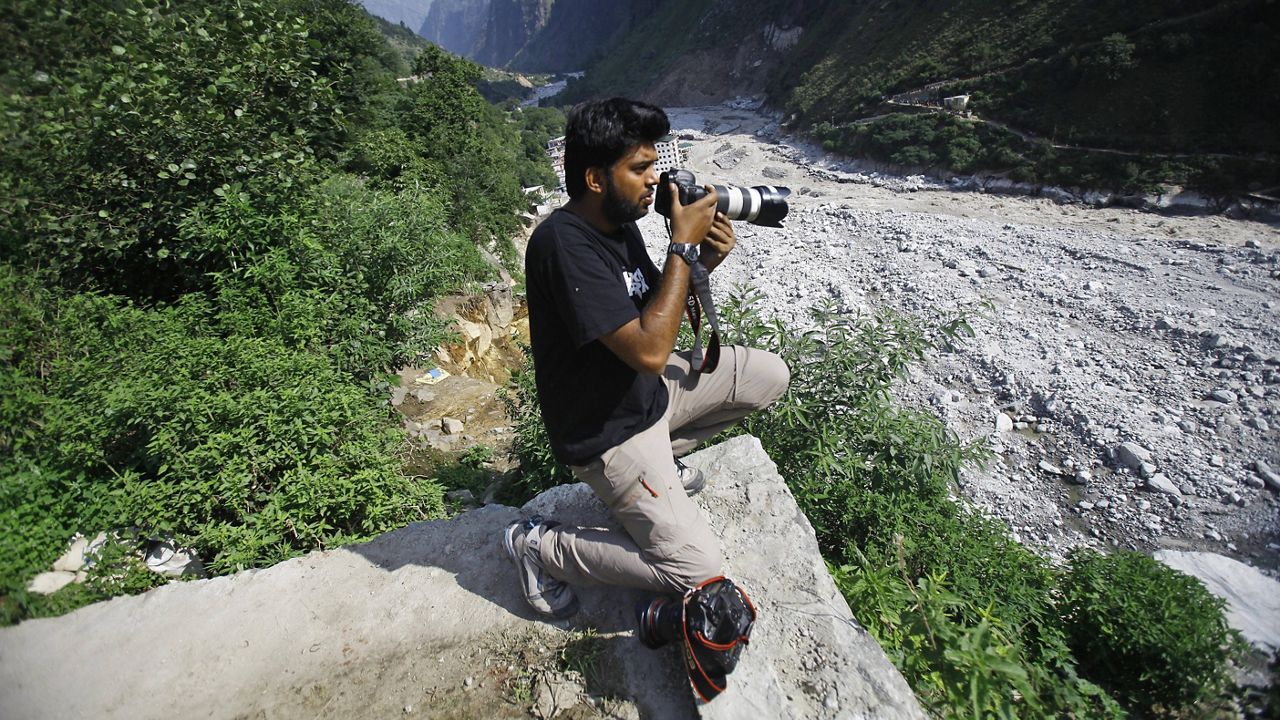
638, 103, 1280, 575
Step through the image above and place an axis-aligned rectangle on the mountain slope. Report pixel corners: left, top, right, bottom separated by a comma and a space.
418, 0, 491, 56
472, 0, 553, 68
506, 0, 664, 73
548, 0, 1277, 193
357, 0, 436, 33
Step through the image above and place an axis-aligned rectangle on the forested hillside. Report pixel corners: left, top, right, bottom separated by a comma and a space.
0, 0, 559, 622
554, 0, 1279, 196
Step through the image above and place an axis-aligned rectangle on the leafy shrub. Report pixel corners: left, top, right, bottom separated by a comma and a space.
498, 347, 575, 504
0, 0, 346, 296
0, 267, 446, 593
1078, 33, 1138, 81
0, 532, 172, 624
811, 112, 1263, 195
0, 0, 546, 625
1057, 549, 1239, 714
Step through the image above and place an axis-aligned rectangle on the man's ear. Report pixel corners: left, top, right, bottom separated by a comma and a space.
584, 166, 607, 195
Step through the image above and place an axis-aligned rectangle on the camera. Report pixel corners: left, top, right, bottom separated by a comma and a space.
655, 169, 790, 227
636, 595, 683, 649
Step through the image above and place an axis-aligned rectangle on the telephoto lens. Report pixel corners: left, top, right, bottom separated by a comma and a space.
636, 596, 684, 649
656, 169, 790, 227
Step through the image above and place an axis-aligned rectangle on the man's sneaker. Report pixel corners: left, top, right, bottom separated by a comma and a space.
503, 516, 579, 619
676, 458, 705, 496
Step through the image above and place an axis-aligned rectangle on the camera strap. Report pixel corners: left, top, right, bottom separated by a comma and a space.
679, 576, 756, 703
685, 260, 721, 374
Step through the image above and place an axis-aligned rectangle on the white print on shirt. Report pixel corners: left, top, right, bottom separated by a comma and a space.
622, 267, 649, 298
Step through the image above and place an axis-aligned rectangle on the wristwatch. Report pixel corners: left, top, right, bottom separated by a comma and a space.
667, 242, 700, 266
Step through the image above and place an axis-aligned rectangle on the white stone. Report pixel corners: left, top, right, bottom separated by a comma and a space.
144, 540, 206, 578
1154, 551, 1280, 654
995, 412, 1013, 433
1208, 389, 1238, 404
441, 417, 464, 435
1037, 460, 1063, 476
1113, 442, 1152, 471
1145, 474, 1181, 497
52, 536, 89, 573
26, 571, 76, 595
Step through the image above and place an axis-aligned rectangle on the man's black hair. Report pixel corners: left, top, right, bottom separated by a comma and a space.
563, 98, 670, 199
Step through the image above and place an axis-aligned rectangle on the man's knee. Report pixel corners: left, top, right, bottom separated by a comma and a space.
743, 348, 790, 410
654, 539, 723, 593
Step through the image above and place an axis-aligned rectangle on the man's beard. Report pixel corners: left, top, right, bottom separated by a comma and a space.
602, 176, 649, 226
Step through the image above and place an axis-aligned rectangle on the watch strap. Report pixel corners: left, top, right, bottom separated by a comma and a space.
668, 242, 700, 265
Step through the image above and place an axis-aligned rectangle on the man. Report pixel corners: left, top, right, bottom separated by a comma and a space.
506, 97, 789, 619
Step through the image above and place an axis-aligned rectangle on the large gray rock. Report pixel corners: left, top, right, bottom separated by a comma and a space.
0, 435, 923, 720
1113, 441, 1153, 471
1154, 550, 1280, 654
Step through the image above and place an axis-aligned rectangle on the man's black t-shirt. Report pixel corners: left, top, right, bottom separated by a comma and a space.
525, 208, 668, 465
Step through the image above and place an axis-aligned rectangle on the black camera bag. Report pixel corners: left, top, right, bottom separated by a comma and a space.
679, 576, 756, 702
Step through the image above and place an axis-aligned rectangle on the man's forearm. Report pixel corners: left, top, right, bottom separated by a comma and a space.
636, 254, 692, 350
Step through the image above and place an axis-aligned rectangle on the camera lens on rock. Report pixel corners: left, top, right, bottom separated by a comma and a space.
636, 596, 683, 649
656, 169, 790, 227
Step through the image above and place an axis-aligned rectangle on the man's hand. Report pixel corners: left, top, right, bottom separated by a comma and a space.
699, 212, 736, 273
596, 184, 719, 375
667, 183, 718, 246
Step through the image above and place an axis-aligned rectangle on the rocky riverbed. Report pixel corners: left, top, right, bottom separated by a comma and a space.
636, 103, 1280, 576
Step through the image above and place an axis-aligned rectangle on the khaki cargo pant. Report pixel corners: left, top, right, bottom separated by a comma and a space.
539, 345, 789, 595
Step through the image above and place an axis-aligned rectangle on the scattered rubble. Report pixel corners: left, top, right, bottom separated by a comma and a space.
646, 103, 1280, 576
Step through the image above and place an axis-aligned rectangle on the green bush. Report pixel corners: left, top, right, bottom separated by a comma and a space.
0, 266, 447, 592
810, 112, 1269, 195
1057, 549, 1239, 714
0, 0, 345, 296
498, 347, 576, 504
0, 0, 547, 625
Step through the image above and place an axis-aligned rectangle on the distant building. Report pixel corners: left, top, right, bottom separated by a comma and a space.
654, 136, 681, 174
943, 95, 970, 112
545, 135, 566, 191
544, 134, 685, 192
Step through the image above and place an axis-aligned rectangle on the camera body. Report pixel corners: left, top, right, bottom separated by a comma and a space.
656, 169, 790, 227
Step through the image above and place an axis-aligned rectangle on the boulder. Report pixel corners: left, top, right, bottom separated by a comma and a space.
52, 535, 90, 573
1145, 473, 1182, 497
1255, 460, 1280, 492
1154, 551, 1280, 654
25, 571, 76, 595
1113, 442, 1152, 471
0, 436, 924, 720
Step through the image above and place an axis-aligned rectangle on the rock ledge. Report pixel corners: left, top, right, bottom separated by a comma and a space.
0, 435, 922, 720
